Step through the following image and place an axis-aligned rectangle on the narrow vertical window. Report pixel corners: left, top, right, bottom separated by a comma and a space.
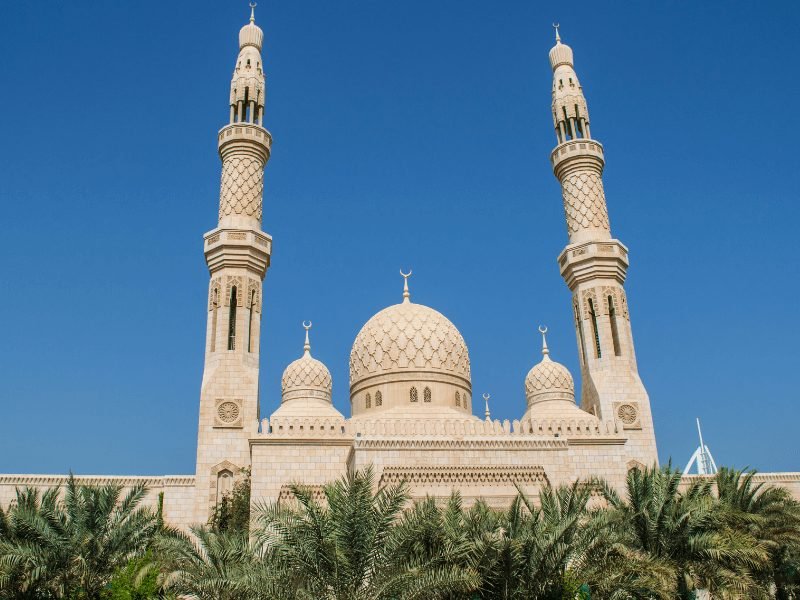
375, 391, 382, 406
210, 288, 219, 352
228, 286, 238, 350
247, 290, 256, 352
410, 387, 418, 403
365, 393, 371, 409
424, 387, 431, 403
609, 295, 622, 356
455, 390, 461, 407
588, 297, 601, 358
574, 303, 586, 365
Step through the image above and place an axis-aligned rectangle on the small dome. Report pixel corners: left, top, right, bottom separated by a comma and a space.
524, 328, 574, 405
281, 323, 332, 404
525, 357, 574, 404
239, 8, 263, 51
548, 28, 573, 70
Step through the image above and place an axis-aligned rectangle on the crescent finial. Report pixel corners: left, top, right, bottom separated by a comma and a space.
249, 2, 257, 23
552, 23, 561, 43
302, 320, 312, 355
538, 325, 550, 358
400, 269, 412, 303
483, 393, 491, 420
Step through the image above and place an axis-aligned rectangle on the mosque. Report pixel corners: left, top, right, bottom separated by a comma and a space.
1, 9, 797, 527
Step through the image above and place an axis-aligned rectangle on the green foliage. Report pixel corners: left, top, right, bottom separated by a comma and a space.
208, 468, 251, 535
102, 554, 159, 600
2, 465, 799, 600
0, 476, 174, 600
253, 465, 479, 600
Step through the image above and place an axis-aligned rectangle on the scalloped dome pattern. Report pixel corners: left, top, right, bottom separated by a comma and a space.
349, 302, 470, 386
239, 22, 263, 50
282, 355, 332, 397
525, 359, 574, 399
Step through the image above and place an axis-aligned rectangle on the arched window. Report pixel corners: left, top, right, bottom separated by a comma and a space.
424, 387, 431, 403
574, 302, 587, 365
609, 295, 622, 356
365, 393, 371, 409
410, 387, 418, 403
228, 286, 238, 350
216, 469, 233, 503
210, 287, 219, 352
375, 391, 382, 406
588, 297, 601, 358
455, 391, 461, 407
247, 289, 256, 353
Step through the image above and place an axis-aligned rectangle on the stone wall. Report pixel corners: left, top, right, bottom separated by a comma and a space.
0, 475, 197, 530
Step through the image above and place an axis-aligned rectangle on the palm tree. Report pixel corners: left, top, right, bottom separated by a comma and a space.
255, 466, 478, 600
600, 464, 770, 599
156, 526, 287, 600
0, 476, 164, 599
715, 467, 800, 598
462, 481, 610, 600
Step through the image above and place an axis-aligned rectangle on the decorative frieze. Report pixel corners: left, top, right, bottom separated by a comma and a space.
378, 465, 549, 487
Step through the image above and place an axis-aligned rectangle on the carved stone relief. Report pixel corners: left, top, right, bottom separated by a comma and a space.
561, 171, 610, 234
219, 155, 264, 222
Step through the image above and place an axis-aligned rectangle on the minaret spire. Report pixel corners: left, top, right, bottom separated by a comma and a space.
553, 23, 561, 44
249, 1, 256, 23
547, 31, 657, 467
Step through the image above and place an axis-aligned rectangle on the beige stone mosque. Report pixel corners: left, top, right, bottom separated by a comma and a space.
2, 10, 798, 527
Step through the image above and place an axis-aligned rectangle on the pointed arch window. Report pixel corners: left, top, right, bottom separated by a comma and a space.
228, 286, 238, 350
609, 294, 622, 356
210, 287, 219, 352
588, 297, 601, 358
424, 387, 431, 403
375, 391, 382, 406
410, 387, 418, 403
455, 390, 461, 407
365, 393, 371, 409
247, 289, 256, 353
574, 302, 587, 365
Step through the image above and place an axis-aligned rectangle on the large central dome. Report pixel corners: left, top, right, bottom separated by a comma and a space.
349, 276, 472, 417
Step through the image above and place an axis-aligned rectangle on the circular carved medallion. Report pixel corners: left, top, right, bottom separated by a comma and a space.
617, 404, 637, 425
218, 401, 240, 423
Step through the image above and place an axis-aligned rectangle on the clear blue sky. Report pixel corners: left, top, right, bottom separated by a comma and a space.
1, 1, 798, 475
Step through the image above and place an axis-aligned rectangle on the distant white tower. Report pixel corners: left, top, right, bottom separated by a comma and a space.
683, 418, 718, 475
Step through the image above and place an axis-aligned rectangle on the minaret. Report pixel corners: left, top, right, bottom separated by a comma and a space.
548, 27, 657, 466
194, 4, 273, 522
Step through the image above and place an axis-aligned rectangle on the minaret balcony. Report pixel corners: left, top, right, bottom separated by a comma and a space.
218, 123, 272, 162
558, 239, 629, 289
204, 227, 272, 278
550, 139, 604, 178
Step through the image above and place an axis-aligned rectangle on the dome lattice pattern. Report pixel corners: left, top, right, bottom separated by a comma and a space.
525, 360, 574, 397
282, 355, 332, 394
350, 302, 470, 385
